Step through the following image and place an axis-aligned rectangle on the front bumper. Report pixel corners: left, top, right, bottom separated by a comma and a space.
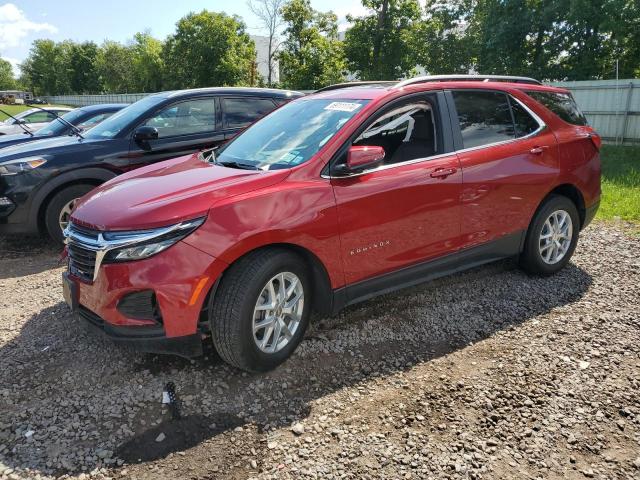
78, 305, 203, 358
64, 240, 227, 356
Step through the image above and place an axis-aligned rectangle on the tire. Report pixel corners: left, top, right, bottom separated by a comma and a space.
209, 248, 311, 372
44, 184, 95, 245
520, 194, 580, 275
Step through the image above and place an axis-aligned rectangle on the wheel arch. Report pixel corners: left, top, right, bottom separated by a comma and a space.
32, 168, 117, 233
204, 242, 334, 320
544, 183, 586, 228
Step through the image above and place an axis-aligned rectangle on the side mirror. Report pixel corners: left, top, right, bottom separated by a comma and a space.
133, 126, 159, 143
346, 145, 385, 172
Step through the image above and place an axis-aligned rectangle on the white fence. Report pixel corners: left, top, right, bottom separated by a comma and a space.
44, 93, 150, 106
45, 79, 640, 144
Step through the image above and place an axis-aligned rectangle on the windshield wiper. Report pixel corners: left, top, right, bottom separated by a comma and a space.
26, 104, 84, 139
214, 159, 259, 170
0, 109, 34, 136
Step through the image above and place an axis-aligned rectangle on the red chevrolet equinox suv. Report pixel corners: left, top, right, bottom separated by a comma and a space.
63, 75, 601, 372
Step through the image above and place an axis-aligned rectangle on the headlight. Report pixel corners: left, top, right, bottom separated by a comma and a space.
103, 217, 205, 262
0, 157, 47, 176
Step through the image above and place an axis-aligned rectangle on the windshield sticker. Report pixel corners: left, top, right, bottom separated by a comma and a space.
324, 102, 362, 112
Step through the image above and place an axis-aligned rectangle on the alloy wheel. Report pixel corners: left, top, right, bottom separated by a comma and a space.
538, 209, 573, 264
252, 271, 304, 354
58, 198, 79, 233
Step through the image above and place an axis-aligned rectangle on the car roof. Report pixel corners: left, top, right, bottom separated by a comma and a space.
153, 87, 304, 100
76, 103, 127, 113
307, 78, 569, 101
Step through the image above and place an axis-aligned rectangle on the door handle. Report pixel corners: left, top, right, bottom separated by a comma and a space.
530, 146, 547, 155
430, 167, 457, 178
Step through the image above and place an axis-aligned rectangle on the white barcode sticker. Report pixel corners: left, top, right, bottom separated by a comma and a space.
324, 102, 362, 112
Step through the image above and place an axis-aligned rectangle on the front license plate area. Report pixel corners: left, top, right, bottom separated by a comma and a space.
62, 272, 78, 312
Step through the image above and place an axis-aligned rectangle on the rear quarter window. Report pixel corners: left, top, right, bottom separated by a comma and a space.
526, 91, 588, 126
222, 97, 278, 129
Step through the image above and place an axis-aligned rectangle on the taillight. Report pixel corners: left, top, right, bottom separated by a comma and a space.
588, 132, 602, 151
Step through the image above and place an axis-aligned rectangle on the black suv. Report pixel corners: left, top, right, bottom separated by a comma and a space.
0, 104, 125, 150
0, 88, 302, 243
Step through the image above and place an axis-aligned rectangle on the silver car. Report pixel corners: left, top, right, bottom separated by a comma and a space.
0, 107, 73, 135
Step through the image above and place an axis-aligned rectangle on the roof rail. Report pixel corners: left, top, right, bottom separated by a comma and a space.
393, 75, 542, 88
315, 81, 398, 93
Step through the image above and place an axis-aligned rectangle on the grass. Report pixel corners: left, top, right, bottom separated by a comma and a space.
598, 145, 640, 222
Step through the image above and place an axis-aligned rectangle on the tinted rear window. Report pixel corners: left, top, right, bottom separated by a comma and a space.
526, 91, 588, 126
452, 91, 514, 148
223, 97, 277, 129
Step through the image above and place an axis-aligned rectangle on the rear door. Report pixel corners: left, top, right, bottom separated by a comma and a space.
331, 92, 463, 288
127, 96, 225, 167
220, 97, 279, 141
448, 89, 558, 250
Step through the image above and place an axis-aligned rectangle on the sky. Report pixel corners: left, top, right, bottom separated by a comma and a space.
0, 0, 370, 75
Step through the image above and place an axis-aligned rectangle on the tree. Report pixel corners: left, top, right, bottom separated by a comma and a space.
278, 0, 346, 89
0, 58, 16, 90
67, 42, 100, 93
412, 0, 474, 75
130, 32, 164, 92
344, 0, 422, 80
248, 0, 285, 86
95, 41, 135, 93
164, 10, 256, 88
20, 40, 61, 95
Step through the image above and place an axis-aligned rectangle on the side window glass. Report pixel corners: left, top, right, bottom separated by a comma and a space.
526, 91, 588, 126
77, 113, 112, 130
23, 112, 54, 123
353, 101, 437, 165
452, 91, 514, 148
510, 98, 540, 137
144, 99, 216, 138
222, 97, 277, 129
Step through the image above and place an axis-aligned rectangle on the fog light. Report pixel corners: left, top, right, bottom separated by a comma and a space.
0, 196, 14, 206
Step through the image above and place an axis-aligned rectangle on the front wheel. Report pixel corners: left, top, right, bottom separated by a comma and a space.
209, 249, 311, 372
44, 184, 95, 245
520, 194, 580, 275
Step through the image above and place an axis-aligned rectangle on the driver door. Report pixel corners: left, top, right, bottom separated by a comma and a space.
331, 94, 463, 291
127, 96, 226, 168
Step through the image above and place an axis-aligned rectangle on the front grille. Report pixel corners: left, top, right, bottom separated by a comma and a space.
66, 222, 101, 282
68, 243, 97, 282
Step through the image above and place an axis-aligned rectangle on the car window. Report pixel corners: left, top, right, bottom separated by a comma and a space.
77, 112, 113, 130
144, 98, 216, 138
509, 98, 540, 137
452, 91, 514, 149
22, 111, 56, 123
352, 101, 438, 165
222, 97, 277, 129
526, 91, 588, 126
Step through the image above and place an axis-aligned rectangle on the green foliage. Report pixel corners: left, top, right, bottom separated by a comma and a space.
344, 0, 422, 80
163, 11, 256, 89
131, 32, 164, 93
598, 145, 640, 221
95, 41, 135, 93
278, 0, 346, 89
0, 57, 16, 90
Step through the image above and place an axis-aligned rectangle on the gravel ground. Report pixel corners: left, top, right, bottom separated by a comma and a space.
0, 224, 639, 480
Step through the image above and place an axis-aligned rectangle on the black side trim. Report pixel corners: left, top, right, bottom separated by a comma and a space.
582, 199, 599, 229
332, 231, 524, 314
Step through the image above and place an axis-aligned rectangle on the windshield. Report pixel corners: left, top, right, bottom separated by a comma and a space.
3, 109, 32, 125
34, 109, 84, 136
84, 95, 163, 139
216, 98, 369, 169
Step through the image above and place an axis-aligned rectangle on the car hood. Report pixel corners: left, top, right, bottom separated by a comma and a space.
0, 132, 38, 149
71, 154, 290, 231
0, 135, 107, 160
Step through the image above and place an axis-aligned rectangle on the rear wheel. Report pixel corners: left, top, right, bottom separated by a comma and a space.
209, 248, 311, 372
44, 184, 95, 245
520, 194, 580, 275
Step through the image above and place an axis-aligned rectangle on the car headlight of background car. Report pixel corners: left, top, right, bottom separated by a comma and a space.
102, 217, 206, 262
0, 157, 47, 176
